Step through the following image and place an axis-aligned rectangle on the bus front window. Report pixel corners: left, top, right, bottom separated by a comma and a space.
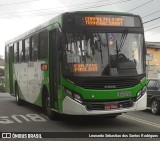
63, 32, 144, 77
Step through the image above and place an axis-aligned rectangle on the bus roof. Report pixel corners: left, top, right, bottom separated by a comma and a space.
5, 11, 137, 46
73, 11, 133, 15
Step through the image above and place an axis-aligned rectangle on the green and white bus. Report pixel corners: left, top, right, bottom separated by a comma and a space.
5, 11, 147, 120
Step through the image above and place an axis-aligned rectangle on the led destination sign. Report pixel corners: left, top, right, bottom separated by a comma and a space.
84, 17, 124, 26
63, 13, 142, 29
81, 15, 141, 27
74, 64, 98, 72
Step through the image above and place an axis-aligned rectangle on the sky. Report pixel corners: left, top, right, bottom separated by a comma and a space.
0, 0, 160, 58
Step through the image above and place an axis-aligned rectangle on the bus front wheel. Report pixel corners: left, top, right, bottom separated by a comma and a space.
43, 94, 60, 120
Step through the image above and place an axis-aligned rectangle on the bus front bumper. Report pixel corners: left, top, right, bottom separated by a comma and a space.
62, 92, 147, 115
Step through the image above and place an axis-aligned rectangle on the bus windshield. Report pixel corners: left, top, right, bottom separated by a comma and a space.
63, 32, 144, 77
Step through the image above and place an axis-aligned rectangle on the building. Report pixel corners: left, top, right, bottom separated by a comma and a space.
146, 41, 160, 78
0, 58, 4, 66
0, 58, 4, 68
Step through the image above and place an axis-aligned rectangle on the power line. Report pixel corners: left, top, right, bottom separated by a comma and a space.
127, 0, 154, 12
0, 0, 134, 18
0, 0, 41, 7
1, 0, 133, 16
142, 9, 160, 18
80, 0, 134, 10
145, 25, 160, 32
145, 20, 160, 28
143, 16, 160, 24
0, 0, 115, 16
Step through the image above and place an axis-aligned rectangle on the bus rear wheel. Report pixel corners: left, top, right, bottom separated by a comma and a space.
43, 94, 60, 120
15, 84, 24, 106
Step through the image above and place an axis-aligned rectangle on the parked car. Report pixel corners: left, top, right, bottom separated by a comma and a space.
147, 78, 160, 115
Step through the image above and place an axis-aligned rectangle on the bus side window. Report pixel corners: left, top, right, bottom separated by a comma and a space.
19, 40, 25, 62
31, 34, 38, 61
22, 40, 25, 62
19, 41, 23, 62
25, 38, 30, 62
17, 42, 19, 62
5, 46, 8, 63
14, 43, 19, 63
39, 30, 48, 60
14, 43, 16, 63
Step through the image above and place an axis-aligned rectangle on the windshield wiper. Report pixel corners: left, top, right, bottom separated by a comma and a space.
79, 38, 87, 64
95, 33, 104, 64
116, 29, 128, 55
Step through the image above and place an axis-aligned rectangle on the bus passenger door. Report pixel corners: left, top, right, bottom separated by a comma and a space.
8, 46, 14, 94
49, 29, 60, 109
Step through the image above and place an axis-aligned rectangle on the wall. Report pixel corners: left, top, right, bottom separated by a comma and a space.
147, 48, 160, 78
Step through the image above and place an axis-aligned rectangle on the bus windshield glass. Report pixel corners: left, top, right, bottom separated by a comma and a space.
63, 32, 144, 77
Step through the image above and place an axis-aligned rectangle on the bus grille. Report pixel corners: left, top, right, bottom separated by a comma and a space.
77, 78, 139, 89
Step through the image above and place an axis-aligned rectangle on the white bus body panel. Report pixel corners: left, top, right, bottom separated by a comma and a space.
14, 61, 44, 103
62, 92, 147, 115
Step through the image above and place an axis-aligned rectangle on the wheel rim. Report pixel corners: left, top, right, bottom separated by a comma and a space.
151, 101, 158, 113
16, 87, 19, 102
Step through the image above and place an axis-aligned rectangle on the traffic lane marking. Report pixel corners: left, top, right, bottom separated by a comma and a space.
121, 114, 160, 129
0, 114, 47, 124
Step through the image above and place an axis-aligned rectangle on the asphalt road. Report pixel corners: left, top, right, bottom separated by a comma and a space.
0, 93, 160, 141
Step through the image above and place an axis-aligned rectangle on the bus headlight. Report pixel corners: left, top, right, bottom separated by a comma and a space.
74, 93, 82, 103
64, 88, 72, 97
64, 87, 82, 103
137, 86, 146, 100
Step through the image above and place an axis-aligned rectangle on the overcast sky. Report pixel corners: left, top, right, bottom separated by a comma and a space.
0, 0, 160, 57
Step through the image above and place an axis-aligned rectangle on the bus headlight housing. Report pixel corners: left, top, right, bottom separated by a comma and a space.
74, 93, 82, 103
64, 88, 72, 97
64, 88, 82, 103
137, 86, 146, 100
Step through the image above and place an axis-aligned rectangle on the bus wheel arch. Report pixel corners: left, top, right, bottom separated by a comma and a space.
15, 81, 24, 106
42, 85, 60, 120
42, 85, 49, 111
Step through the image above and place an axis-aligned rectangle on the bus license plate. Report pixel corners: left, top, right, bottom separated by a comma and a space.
104, 104, 119, 110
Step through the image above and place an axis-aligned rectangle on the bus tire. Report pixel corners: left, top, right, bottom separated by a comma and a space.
15, 84, 24, 106
43, 93, 60, 120
151, 100, 160, 115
